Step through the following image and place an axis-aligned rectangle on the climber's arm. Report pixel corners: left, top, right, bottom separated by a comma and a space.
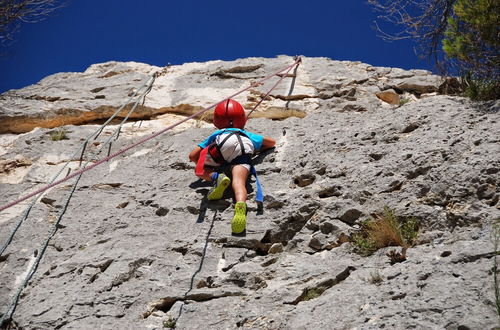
260, 136, 276, 151
189, 146, 202, 163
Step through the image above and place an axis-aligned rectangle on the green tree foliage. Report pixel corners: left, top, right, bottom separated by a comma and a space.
369, 0, 500, 100
442, 0, 499, 100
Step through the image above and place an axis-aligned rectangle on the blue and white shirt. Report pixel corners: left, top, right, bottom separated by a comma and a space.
198, 128, 264, 165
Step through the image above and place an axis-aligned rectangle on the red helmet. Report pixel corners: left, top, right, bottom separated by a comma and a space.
213, 99, 246, 129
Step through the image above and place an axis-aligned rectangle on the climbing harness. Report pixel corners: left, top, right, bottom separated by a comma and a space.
196, 130, 250, 168
0, 57, 301, 326
195, 129, 264, 202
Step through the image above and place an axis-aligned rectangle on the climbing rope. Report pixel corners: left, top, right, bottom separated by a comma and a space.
0, 57, 301, 214
0, 74, 157, 256
0, 74, 156, 325
247, 56, 301, 119
0, 175, 82, 326
0, 57, 301, 325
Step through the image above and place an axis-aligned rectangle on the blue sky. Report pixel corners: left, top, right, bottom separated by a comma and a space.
0, 0, 434, 93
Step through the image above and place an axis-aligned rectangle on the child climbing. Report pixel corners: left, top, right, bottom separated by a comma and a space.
189, 99, 276, 234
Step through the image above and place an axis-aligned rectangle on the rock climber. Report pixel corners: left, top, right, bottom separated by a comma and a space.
188, 99, 276, 234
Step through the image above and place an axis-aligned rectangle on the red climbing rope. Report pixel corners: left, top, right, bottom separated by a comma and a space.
0, 57, 301, 213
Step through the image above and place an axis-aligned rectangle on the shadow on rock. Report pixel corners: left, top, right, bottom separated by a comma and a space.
196, 197, 230, 223
251, 147, 275, 166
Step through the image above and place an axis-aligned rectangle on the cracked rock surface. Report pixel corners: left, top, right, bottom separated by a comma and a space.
0, 56, 499, 329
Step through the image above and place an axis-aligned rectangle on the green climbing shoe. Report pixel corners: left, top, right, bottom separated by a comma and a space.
207, 174, 231, 200
231, 202, 247, 234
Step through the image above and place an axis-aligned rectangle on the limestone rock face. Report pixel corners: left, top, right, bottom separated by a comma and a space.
0, 56, 499, 329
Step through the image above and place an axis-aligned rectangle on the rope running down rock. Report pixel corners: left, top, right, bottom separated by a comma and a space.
0, 73, 158, 326
0, 57, 300, 326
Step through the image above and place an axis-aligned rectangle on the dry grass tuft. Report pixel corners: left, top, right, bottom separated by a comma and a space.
352, 207, 418, 256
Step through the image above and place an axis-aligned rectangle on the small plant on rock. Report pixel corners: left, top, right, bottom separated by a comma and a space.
351, 207, 418, 256
464, 77, 500, 101
302, 286, 328, 301
163, 316, 176, 329
387, 248, 408, 265
368, 270, 383, 285
48, 128, 69, 141
399, 98, 410, 106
